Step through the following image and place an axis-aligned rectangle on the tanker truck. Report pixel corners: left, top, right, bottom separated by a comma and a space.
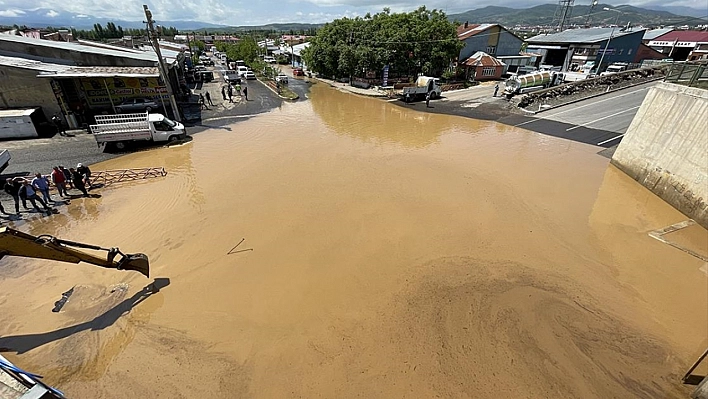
503, 71, 565, 98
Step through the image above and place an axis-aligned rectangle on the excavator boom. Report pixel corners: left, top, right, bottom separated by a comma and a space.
0, 227, 149, 277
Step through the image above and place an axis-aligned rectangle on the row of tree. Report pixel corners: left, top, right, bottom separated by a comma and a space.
214, 36, 261, 64
71, 23, 178, 41
302, 7, 462, 80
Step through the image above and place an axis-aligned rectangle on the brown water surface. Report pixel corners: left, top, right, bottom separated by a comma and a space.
0, 83, 706, 398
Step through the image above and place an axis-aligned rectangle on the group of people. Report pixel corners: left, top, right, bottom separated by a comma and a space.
199, 92, 214, 110
1, 164, 92, 215
220, 83, 248, 103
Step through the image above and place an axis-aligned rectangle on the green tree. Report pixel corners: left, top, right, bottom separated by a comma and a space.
302, 6, 461, 79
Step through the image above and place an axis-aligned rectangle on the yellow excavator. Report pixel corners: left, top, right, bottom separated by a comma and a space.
0, 226, 149, 398
0, 227, 149, 277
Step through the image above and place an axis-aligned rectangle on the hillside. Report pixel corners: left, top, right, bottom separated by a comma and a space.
448, 3, 704, 27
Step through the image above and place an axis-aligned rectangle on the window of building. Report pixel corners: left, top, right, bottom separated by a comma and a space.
486, 46, 496, 55
628, 48, 632, 55
482, 67, 496, 76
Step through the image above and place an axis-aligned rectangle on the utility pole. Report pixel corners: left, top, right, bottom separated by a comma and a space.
143, 4, 181, 122
597, 7, 621, 75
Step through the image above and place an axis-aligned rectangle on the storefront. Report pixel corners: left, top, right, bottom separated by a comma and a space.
38, 67, 168, 128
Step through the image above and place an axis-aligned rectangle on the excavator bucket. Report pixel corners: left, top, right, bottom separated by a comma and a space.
117, 253, 150, 278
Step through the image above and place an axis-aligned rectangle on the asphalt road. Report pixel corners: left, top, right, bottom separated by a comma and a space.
498, 81, 658, 147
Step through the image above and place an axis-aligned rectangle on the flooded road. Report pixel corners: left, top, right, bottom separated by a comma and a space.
1, 82, 706, 398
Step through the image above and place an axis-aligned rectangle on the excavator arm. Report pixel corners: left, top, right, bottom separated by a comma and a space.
0, 227, 149, 277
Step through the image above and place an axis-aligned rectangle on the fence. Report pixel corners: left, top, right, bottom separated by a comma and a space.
91, 167, 167, 187
664, 62, 708, 89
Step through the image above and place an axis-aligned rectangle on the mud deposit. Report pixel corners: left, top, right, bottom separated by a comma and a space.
0, 83, 705, 398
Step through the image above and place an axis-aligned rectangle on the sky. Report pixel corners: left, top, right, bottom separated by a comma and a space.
0, 0, 705, 25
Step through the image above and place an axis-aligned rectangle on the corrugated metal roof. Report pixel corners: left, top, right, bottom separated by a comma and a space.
0, 34, 157, 62
643, 28, 674, 40
527, 27, 644, 44
652, 30, 708, 43
77, 39, 146, 53
1, 54, 159, 78
457, 23, 496, 40
37, 65, 160, 78
0, 54, 69, 72
462, 51, 506, 67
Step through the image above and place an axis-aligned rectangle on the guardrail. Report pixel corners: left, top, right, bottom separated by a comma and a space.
664, 62, 708, 88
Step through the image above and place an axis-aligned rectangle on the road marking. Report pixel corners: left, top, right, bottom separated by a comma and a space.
540, 85, 651, 118
597, 134, 625, 146
565, 105, 640, 131
513, 84, 652, 127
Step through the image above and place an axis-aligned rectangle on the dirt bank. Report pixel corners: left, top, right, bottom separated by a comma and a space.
0, 83, 704, 398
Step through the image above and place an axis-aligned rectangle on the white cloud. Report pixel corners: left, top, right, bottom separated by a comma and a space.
0, 8, 24, 17
0, 0, 705, 25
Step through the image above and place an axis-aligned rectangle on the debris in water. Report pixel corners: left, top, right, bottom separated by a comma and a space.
227, 238, 253, 255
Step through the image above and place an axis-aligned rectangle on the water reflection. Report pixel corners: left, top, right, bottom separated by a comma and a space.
309, 83, 458, 148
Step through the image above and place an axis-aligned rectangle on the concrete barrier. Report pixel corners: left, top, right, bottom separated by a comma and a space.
611, 82, 708, 228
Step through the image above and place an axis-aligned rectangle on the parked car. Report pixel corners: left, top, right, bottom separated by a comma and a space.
276, 73, 288, 84
244, 71, 256, 80
116, 98, 159, 113
237, 66, 249, 77
293, 67, 305, 76
264, 56, 276, 64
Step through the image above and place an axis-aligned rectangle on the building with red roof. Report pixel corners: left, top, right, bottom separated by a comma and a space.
647, 30, 708, 61
460, 51, 506, 80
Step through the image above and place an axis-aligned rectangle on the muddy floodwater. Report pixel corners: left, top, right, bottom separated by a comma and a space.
1, 83, 706, 398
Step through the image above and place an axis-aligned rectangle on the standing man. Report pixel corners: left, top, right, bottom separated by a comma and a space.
76, 163, 92, 189
243, 86, 248, 101
199, 93, 208, 110
205, 91, 214, 106
51, 166, 68, 197
493, 84, 499, 97
3, 178, 21, 214
51, 113, 66, 136
19, 180, 50, 212
69, 168, 89, 197
59, 166, 73, 189
31, 173, 53, 204
221, 86, 227, 101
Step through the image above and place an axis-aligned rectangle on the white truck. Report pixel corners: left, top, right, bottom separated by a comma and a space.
402, 76, 442, 102
90, 112, 187, 151
600, 62, 630, 76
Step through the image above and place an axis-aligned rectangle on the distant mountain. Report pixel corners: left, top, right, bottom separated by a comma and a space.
218, 23, 323, 33
644, 5, 708, 19
0, 9, 226, 30
448, 3, 704, 27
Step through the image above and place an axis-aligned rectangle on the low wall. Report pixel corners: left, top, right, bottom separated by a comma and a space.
611, 82, 708, 228
515, 67, 665, 109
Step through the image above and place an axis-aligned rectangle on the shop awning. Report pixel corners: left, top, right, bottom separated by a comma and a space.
37, 66, 160, 78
